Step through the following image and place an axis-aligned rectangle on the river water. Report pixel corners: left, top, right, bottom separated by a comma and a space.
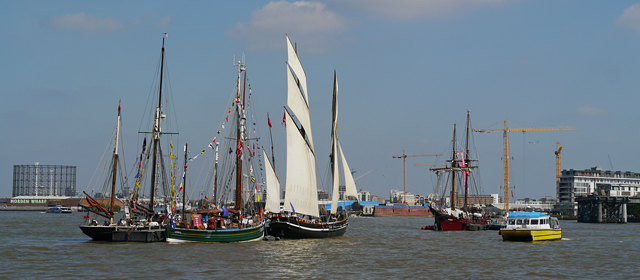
1, 211, 639, 279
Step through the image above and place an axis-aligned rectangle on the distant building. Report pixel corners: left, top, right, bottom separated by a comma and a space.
13, 163, 76, 198
455, 194, 499, 206
370, 195, 386, 204
557, 166, 640, 214
389, 189, 416, 205
357, 190, 370, 201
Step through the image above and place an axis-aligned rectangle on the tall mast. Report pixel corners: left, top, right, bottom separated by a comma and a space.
234, 61, 246, 211
450, 124, 457, 211
110, 100, 121, 222
182, 143, 187, 218
214, 142, 219, 206
464, 111, 470, 209
149, 34, 166, 214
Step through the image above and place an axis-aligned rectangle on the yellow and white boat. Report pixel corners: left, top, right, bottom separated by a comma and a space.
499, 212, 561, 242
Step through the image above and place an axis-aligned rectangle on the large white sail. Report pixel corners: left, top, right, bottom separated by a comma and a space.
283, 111, 320, 218
287, 66, 314, 151
263, 150, 281, 213
287, 35, 308, 102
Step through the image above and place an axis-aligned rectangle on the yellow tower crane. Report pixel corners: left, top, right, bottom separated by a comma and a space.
392, 151, 442, 204
474, 120, 576, 211
555, 142, 563, 201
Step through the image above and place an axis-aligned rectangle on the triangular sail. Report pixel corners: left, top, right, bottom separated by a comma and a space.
264, 150, 281, 213
339, 142, 358, 200
283, 110, 320, 218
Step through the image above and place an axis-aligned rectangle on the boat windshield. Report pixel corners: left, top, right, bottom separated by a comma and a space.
508, 219, 515, 225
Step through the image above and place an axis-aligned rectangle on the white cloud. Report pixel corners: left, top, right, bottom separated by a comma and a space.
576, 106, 608, 116
49, 12, 125, 32
616, 4, 640, 32
331, 0, 504, 20
158, 16, 171, 28
229, 1, 350, 53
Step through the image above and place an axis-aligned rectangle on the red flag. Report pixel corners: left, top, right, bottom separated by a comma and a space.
282, 112, 286, 128
511, 190, 514, 198
268, 117, 272, 128
118, 100, 121, 116
237, 141, 243, 156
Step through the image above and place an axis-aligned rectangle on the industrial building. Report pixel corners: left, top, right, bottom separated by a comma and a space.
12, 163, 77, 198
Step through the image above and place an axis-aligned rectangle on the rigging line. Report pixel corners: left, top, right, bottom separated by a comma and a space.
87, 127, 116, 195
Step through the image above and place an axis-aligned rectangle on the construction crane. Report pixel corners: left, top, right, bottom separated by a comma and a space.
474, 120, 576, 211
392, 150, 442, 204
555, 142, 562, 201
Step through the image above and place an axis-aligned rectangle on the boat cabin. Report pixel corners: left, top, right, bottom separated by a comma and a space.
504, 212, 560, 230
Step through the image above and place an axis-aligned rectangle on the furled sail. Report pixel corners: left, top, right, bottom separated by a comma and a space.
283, 110, 320, 218
264, 150, 281, 213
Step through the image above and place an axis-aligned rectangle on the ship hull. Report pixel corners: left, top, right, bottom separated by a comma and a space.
428, 206, 488, 231
79, 225, 166, 242
500, 229, 562, 242
165, 222, 265, 243
267, 216, 348, 239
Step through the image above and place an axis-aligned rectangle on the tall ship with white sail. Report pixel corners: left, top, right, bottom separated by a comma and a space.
267, 35, 358, 239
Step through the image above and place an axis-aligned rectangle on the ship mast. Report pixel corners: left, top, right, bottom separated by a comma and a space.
182, 143, 187, 218
464, 111, 470, 209
110, 101, 121, 223
149, 34, 166, 215
450, 124, 457, 211
234, 60, 247, 211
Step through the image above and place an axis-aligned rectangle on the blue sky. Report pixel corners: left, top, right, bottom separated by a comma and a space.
3, 1, 640, 201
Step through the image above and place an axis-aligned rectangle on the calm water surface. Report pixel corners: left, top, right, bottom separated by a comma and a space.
1, 211, 639, 279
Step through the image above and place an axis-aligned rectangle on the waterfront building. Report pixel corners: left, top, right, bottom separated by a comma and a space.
454, 194, 499, 206
13, 163, 76, 197
389, 189, 417, 205
357, 189, 371, 201
370, 195, 386, 204
556, 166, 640, 214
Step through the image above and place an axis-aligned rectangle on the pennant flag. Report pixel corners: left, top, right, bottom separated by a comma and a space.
511, 190, 514, 198
459, 151, 469, 185
118, 100, 121, 116
212, 137, 216, 144
226, 115, 228, 122
268, 117, 272, 128
170, 141, 174, 148
282, 111, 286, 128
290, 202, 295, 213
237, 141, 243, 156
201, 150, 205, 155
